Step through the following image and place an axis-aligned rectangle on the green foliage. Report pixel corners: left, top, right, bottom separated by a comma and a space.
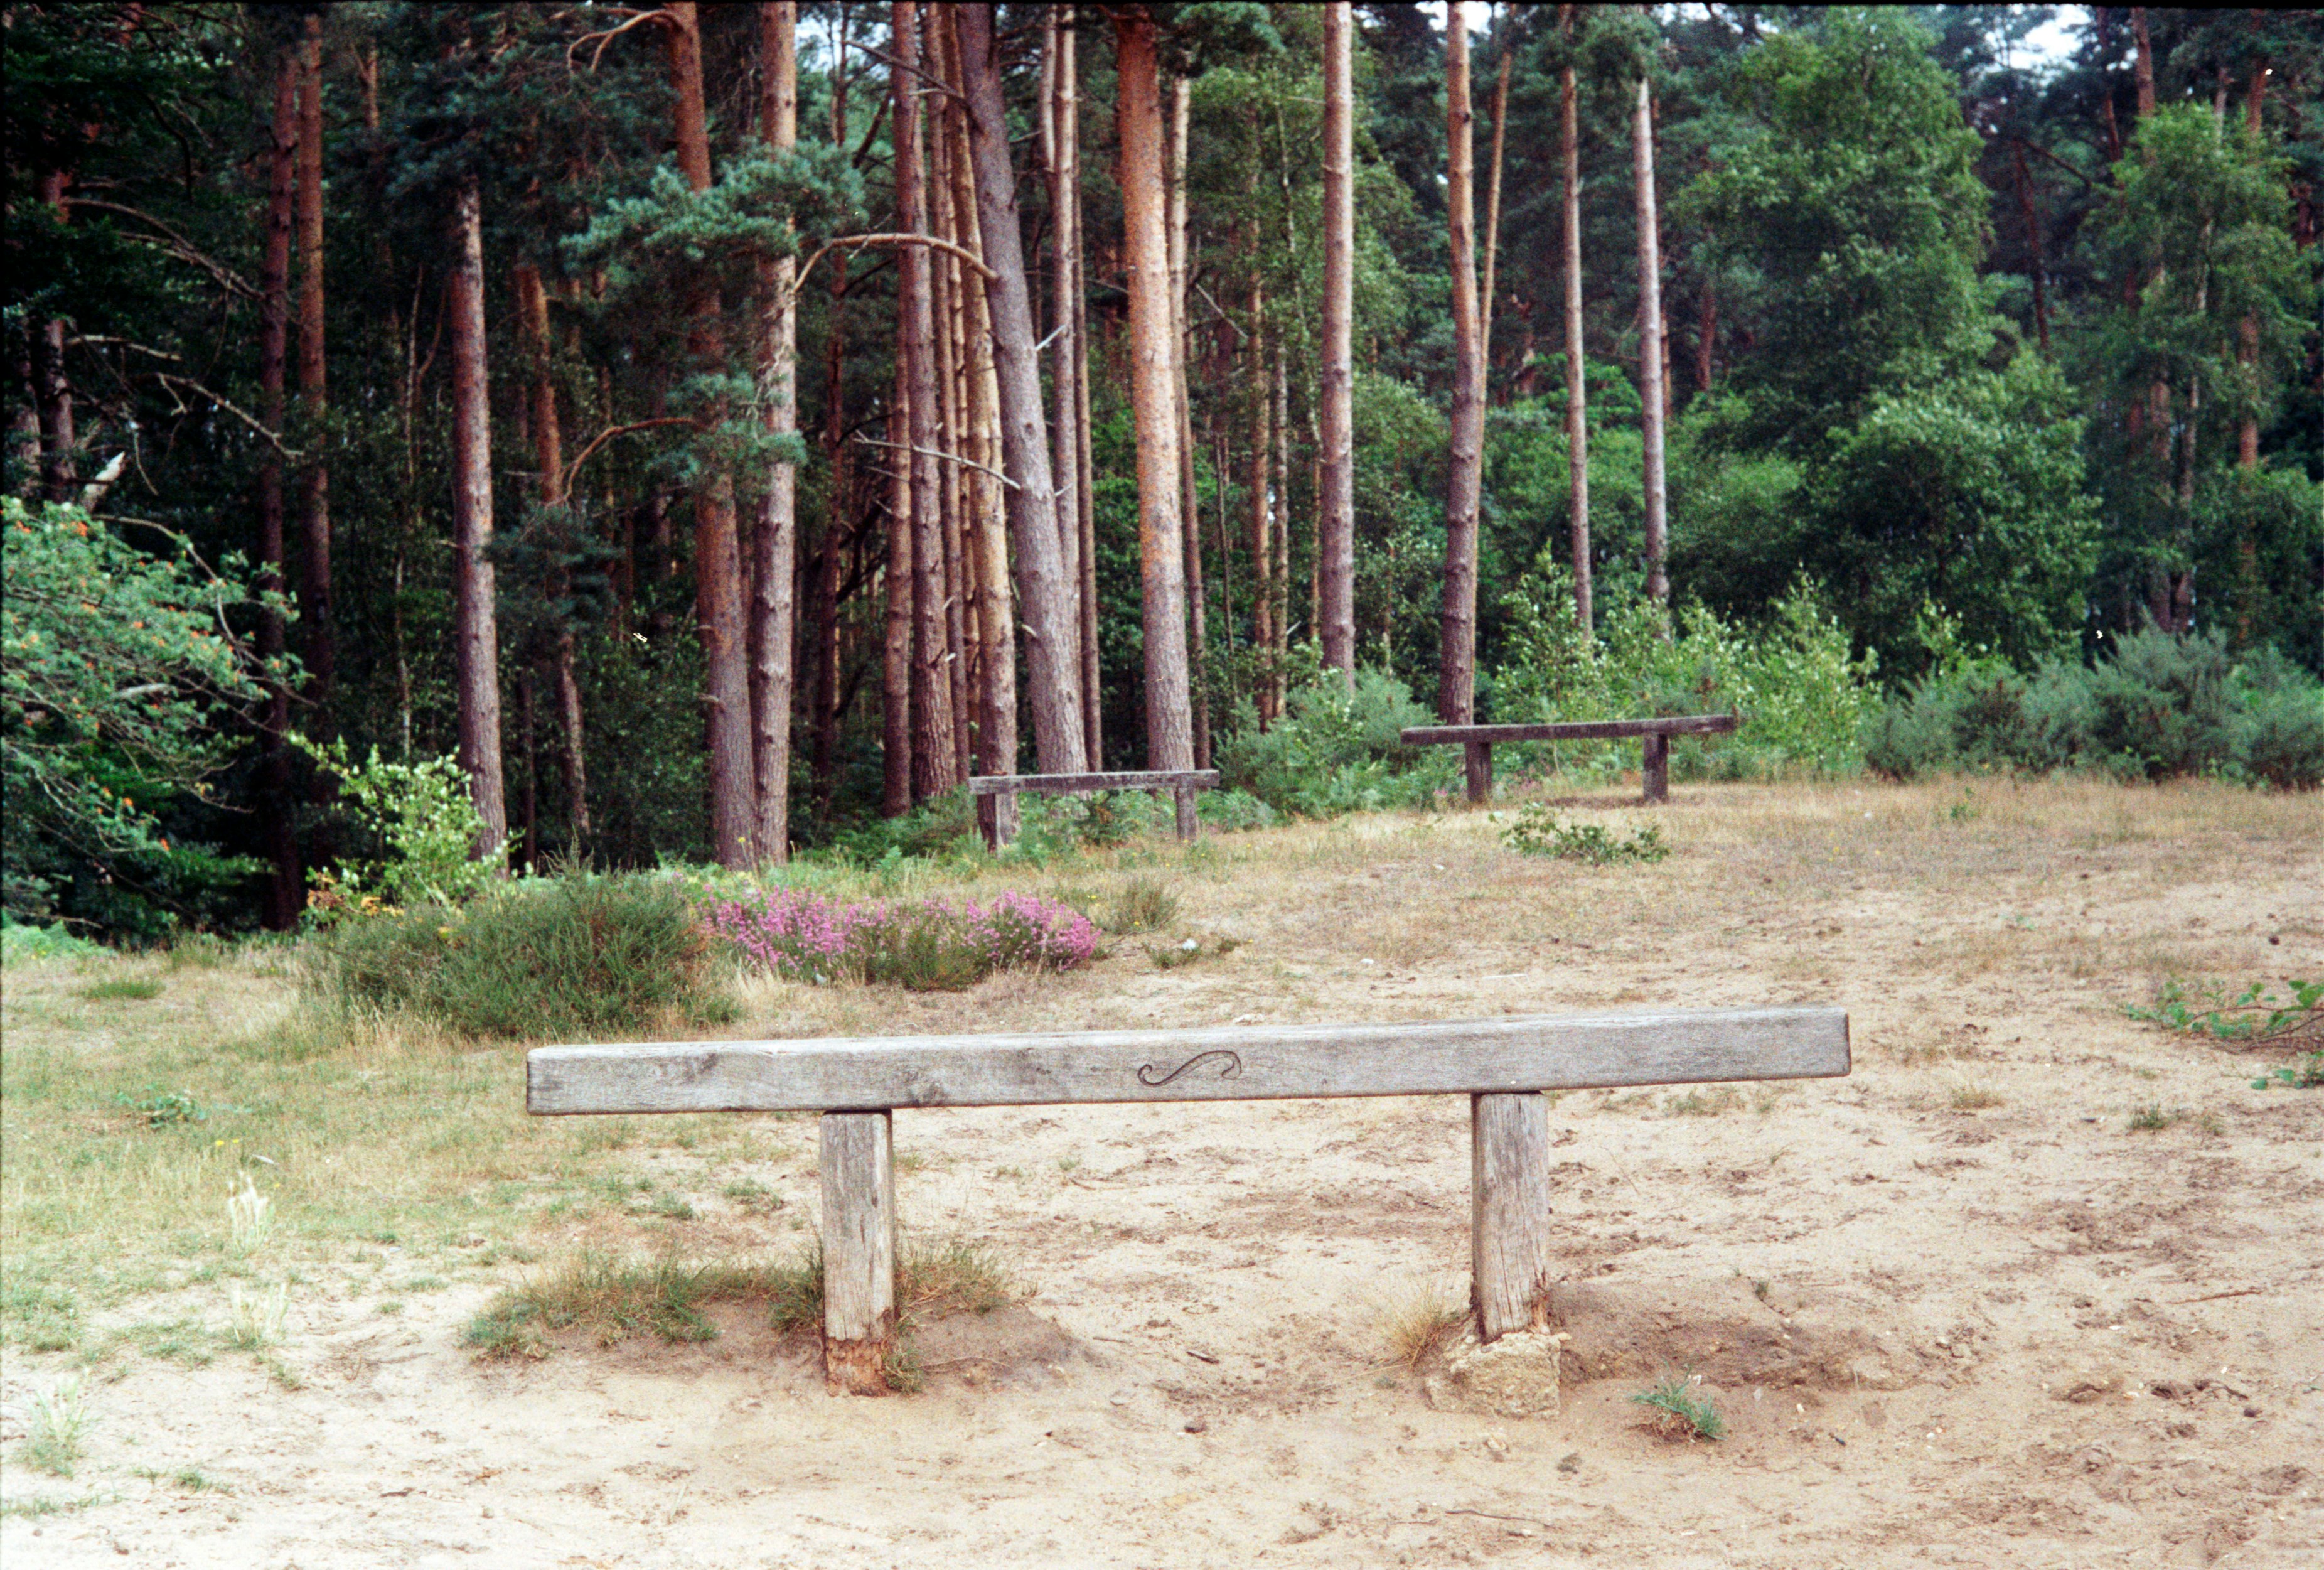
2126, 977, 2322, 1047
2251, 1053, 2324, 1092
1216, 667, 1451, 816
1, 500, 276, 930
1502, 807, 1669, 865
296, 739, 502, 915
1865, 630, 2324, 787
82, 976, 163, 1001
1630, 1374, 1726, 1441
1, 920, 100, 964
1105, 877, 1180, 935
318, 874, 732, 1039
1683, 8, 1995, 446
1497, 575, 1878, 779
110, 1085, 205, 1127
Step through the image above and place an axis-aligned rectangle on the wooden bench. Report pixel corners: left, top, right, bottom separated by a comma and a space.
966, 769, 1221, 850
1400, 714, 1741, 805
528, 1003, 1848, 1394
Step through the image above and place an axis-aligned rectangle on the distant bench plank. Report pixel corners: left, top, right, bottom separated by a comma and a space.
1400, 714, 1740, 804
528, 1005, 1847, 1114
965, 768, 1221, 849
527, 1004, 1848, 1391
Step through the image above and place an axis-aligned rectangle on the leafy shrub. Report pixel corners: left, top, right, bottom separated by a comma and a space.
1, 920, 100, 964
1502, 805, 1669, 864
704, 886, 1096, 992
320, 874, 731, 1038
297, 739, 502, 915
1866, 630, 2324, 788
1497, 573, 1879, 780
1217, 667, 1451, 816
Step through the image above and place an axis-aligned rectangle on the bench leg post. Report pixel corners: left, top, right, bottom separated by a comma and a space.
1174, 782, 1198, 842
977, 791, 1019, 851
1470, 1092, 1556, 1343
1641, 733, 1669, 804
819, 1110, 896, 1395
1464, 741, 1492, 806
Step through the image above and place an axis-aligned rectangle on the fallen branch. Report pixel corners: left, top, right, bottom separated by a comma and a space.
561, 416, 697, 494
153, 375, 300, 460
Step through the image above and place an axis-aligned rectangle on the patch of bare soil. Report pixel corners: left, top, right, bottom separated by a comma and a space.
4, 779, 2320, 1567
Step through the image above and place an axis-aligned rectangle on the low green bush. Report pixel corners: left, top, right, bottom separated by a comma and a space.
1496, 573, 1880, 781
1866, 631, 2324, 788
1216, 666, 1452, 816
318, 874, 734, 1038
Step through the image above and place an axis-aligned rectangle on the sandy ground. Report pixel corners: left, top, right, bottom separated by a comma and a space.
3, 779, 2320, 1567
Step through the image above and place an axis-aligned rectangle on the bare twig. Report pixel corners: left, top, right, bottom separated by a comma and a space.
794, 232, 996, 301
569, 7, 672, 73
66, 198, 259, 298
153, 375, 301, 460
854, 434, 1018, 491
562, 416, 697, 493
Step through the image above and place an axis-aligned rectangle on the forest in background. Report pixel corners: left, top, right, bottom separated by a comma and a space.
5, 3, 2321, 940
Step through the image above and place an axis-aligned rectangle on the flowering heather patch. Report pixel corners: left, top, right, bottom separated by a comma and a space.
704, 888, 1098, 991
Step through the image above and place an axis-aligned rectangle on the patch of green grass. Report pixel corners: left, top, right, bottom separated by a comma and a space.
135, 1467, 233, 1494
1502, 807, 1669, 864
720, 1178, 784, 1213
20, 1379, 88, 1478
1630, 1374, 1725, 1441
1, 1280, 83, 1352
1666, 1086, 1742, 1117
1106, 876, 1180, 934
1149, 933, 1241, 970
110, 1085, 206, 1127
82, 978, 164, 1001
2127, 1103, 2180, 1132
0, 1491, 115, 1519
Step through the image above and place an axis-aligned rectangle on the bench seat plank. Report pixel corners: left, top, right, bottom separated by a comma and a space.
528, 1005, 1847, 1116
1400, 715, 1738, 746
968, 769, 1222, 796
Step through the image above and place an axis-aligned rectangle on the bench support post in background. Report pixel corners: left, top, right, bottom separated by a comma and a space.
1470, 1092, 1556, 1342
1173, 781, 1198, 842
820, 1110, 896, 1394
1641, 733, 1669, 803
1464, 741, 1492, 805
977, 791, 1020, 851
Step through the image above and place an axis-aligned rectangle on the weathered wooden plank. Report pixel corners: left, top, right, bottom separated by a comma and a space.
1471, 1092, 1556, 1341
820, 1110, 895, 1395
527, 1006, 1848, 1115
967, 769, 1221, 795
1464, 739, 1493, 805
1173, 780, 1198, 841
1400, 714, 1738, 746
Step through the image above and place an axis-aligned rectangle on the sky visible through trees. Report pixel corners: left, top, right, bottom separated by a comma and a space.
4, 4, 2320, 939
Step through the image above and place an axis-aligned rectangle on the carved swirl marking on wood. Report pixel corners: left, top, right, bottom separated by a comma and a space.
1136, 1050, 1244, 1087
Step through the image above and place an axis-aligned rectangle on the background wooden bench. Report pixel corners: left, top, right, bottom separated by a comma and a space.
1401, 714, 1741, 804
530, 1003, 1849, 1394
967, 768, 1221, 849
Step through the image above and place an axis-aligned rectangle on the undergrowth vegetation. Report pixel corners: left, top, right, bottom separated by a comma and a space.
704, 887, 1096, 991
1501, 806, 1671, 864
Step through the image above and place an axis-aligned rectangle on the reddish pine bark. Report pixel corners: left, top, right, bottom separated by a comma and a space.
1634, 75, 1668, 608
296, 16, 333, 709
1113, 8, 1194, 772
751, 0, 799, 863
448, 179, 508, 863
667, 1, 757, 864
257, 43, 301, 927
1441, 11, 1485, 739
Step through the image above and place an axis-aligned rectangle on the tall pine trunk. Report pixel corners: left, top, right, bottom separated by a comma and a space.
894, 1, 956, 800
448, 179, 508, 864
1440, 9, 1485, 747
751, 1, 799, 864
1169, 76, 1211, 764
1068, 13, 1101, 761
1043, 7, 1087, 753
667, 1, 756, 864
1248, 294, 1275, 728
1113, 9, 1194, 771
1633, 74, 1668, 608
1317, 3, 1356, 685
812, 18, 852, 816
30, 169, 77, 502
1481, 28, 1512, 386
515, 262, 589, 852
296, 16, 334, 712
960, 4, 1085, 772
1552, 8, 1589, 632
257, 44, 301, 927
882, 379, 915, 816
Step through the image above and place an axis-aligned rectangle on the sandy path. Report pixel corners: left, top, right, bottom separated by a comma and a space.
4, 780, 2319, 1567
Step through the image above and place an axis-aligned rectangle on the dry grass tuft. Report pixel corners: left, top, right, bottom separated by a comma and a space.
1948, 1081, 2005, 1111
1373, 1276, 1469, 1370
